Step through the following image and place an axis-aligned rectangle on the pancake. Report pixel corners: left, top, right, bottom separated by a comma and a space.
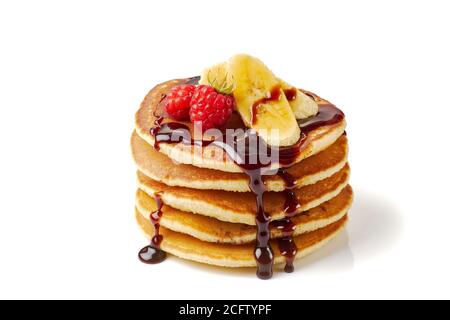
132, 131, 348, 192
136, 209, 347, 268
135, 78, 347, 173
136, 185, 353, 244
137, 164, 350, 225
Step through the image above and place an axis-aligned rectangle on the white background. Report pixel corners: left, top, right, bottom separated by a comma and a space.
0, 0, 449, 299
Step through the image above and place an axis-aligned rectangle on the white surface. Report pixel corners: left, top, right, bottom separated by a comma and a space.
0, 0, 449, 300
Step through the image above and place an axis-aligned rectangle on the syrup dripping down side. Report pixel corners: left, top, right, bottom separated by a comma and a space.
274, 168, 302, 273
248, 170, 274, 280
138, 192, 167, 264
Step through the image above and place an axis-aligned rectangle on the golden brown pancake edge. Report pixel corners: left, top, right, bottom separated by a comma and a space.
136, 185, 353, 244
136, 209, 348, 268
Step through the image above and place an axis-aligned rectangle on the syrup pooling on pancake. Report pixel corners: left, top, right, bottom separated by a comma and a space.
146, 77, 346, 279
138, 192, 166, 264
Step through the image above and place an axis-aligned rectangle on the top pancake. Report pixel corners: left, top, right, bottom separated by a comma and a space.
135, 78, 347, 173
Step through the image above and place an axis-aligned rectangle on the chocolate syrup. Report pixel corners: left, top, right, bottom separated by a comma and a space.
274, 168, 301, 273
284, 88, 297, 102
299, 104, 344, 135
146, 78, 345, 278
277, 237, 298, 273
250, 170, 274, 279
150, 111, 164, 151
277, 168, 300, 216
301, 89, 317, 101
153, 122, 215, 151
139, 192, 167, 264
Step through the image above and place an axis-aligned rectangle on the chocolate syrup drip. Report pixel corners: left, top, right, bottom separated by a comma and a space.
145, 78, 345, 278
277, 168, 300, 216
277, 237, 298, 273
250, 171, 274, 280
149, 125, 277, 278
139, 192, 167, 264
274, 168, 301, 273
284, 88, 297, 102
153, 122, 216, 151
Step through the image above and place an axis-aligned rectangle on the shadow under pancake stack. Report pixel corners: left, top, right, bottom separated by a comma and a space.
131, 76, 353, 280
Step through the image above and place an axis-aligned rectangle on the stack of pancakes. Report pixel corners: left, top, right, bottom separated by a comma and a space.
132, 79, 353, 274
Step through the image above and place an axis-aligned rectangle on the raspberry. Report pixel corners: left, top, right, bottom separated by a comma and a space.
189, 85, 235, 131
164, 85, 196, 121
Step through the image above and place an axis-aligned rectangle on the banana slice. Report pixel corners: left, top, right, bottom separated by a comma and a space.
200, 55, 318, 146
278, 79, 318, 119
228, 54, 300, 147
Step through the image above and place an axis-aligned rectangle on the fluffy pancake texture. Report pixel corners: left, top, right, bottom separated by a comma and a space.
136, 185, 353, 244
136, 209, 348, 268
135, 79, 347, 173
132, 130, 348, 192
137, 164, 350, 225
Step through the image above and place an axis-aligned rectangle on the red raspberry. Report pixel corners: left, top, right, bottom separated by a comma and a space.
164, 85, 196, 120
189, 85, 235, 131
